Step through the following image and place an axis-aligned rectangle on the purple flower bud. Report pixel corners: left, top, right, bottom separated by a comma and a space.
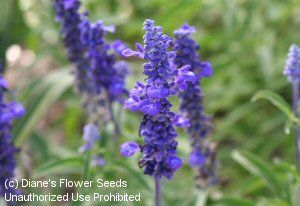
91, 156, 106, 167
284, 44, 300, 83
165, 156, 182, 170
120, 142, 140, 157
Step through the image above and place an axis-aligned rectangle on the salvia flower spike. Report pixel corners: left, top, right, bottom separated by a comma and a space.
121, 19, 196, 206
54, 0, 92, 94
174, 23, 218, 188
284, 44, 300, 171
54, 0, 129, 155
0, 63, 25, 199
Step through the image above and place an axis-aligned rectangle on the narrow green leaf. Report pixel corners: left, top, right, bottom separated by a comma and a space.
232, 150, 282, 196
251, 90, 294, 121
14, 69, 73, 147
210, 197, 255, 206
33, 157, 83, 178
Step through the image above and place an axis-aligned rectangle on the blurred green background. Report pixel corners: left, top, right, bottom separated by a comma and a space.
1, 0, 300, 205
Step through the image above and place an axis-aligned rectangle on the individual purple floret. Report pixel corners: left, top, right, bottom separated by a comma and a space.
121, 19, 195, 180
0, 64, 25, 198
120, 142, 140, 157
284, 44, 300, 83
174, 23, 218, 188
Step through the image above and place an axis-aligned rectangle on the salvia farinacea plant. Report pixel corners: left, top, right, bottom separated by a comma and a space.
173, 24, 218, 188
284, 44, 300, 171
0, 63, 25, 198
54, 0, 129, 161
120, 19, 197, 206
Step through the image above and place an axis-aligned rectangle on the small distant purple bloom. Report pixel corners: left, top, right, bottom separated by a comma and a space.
120, 142, 140, 157
284, 44, 300, 83
91, 155, 106, 167
188, 150, 206, 167
79, 123, 100, 153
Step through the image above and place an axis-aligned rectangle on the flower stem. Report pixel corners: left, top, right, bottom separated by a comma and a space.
108, 101, 121, 138
155, 176, 161, 206
293, 82, 300, 172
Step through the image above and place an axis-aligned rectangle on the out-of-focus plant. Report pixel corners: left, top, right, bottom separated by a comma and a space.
173, 23, 218, 189
53, 0, 130, 184
0, 62, 25, 201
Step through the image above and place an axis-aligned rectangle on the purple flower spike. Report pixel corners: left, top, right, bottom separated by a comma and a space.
123, 19, 194, 180
54, 0, 130, 155
0, 63, 25, 198
284, 44, 300, 83
120, 142, 140, 157
174, 23, 218, 188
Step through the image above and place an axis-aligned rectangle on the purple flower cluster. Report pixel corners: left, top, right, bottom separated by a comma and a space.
54, 0, 129, 104
121, 19, 195, 180
54, 0, 91, 94
80, 18, 129, 103
284, 44, 300, 83
54, 0, 129, 155
0, 65, 25, 197
174, 24, 218, 187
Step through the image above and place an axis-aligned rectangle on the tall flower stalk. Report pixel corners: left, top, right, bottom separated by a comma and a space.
173, 24, 218, 188
54, 0, 129, 163
284, 44, 300, 171
0, 63, 25, 199
120, 19, 196, 205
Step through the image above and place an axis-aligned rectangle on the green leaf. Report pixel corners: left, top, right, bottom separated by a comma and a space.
251, 90, 294, 121
33, 157, 83, 178
210, 197, 255, 206
232, 150, 282, 196
14, 69, 73, 147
